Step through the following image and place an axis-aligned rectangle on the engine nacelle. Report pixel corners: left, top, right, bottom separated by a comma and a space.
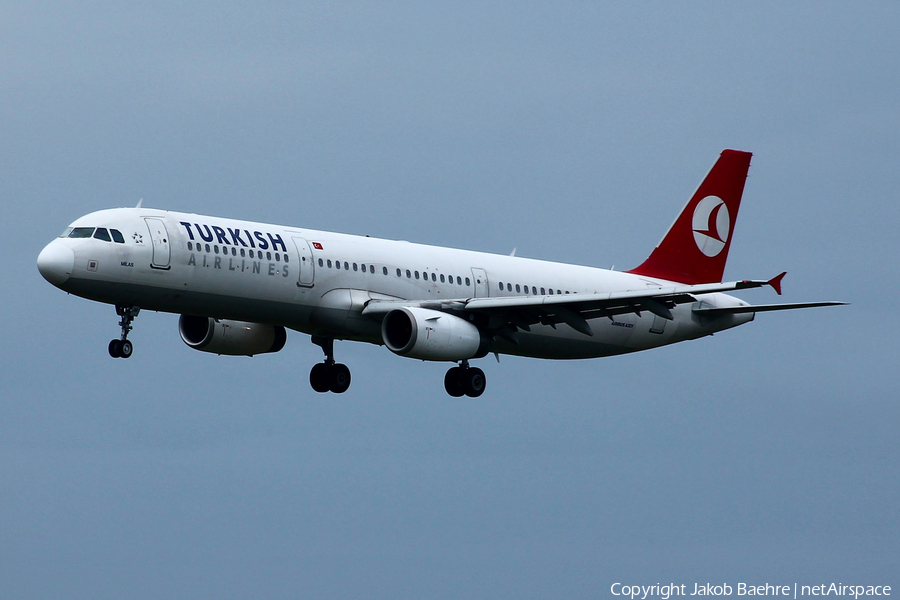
179, 315, 287, 356
381, 307, 489, 361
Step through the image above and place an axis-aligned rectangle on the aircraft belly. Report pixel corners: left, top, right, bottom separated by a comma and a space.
61, 277, 315, 331
490, 311, 710, 359
492, 333, 627, 360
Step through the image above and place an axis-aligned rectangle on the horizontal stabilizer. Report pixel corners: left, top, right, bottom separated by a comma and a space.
693, 301, 847, 316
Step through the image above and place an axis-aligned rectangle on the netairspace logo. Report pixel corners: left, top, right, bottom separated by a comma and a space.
610, 583, 891, 600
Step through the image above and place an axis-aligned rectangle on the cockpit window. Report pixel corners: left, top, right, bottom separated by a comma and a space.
59, 227, 73, 238
110, 229, 125, 243
67, 227, 95, 238
94, 228, 111, 242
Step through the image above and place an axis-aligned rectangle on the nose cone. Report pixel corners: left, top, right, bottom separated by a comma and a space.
37, 241, 75, 287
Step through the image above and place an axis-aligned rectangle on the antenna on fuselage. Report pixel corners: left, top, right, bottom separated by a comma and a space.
135, 198, 143, 208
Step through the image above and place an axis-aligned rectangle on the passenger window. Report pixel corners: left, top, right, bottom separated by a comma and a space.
557, 290, 561, 295
465, 277, 471, 286
233, 248, 237, 256
370, 265, 375, 274
268, 252, 273, 261
384, 267, 388, 275
318, 258, 323, 267
275, 253, 280, 262
242, 249, 247, 258
414, 271, 419, 280
206, 244, 211, 253
353, 263, 358, 271
515, 284, 520, 293
406, 270, 411, 278
343, 262, 349, 270
440, 274, 445, 283
284, 254, 289, 263
532, 286, 537, 295
549, 289, 554, 295
214, 246, 220, 254
456, 276, 462, 285
396, 268, 401, 277
335, 261, 341, 269
187, 242, 193, 251
68, 227, 94, 238
110, 229, 125, 243
431, 273, 436, 282
540, 287, 545, 295
498, 282, 503, 291
327, 260, 333, 268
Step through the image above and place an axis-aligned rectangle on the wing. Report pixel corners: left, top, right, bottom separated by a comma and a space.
361, 273, 832, 339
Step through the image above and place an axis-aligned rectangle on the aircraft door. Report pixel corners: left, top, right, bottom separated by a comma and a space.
292, 237, 315, 287
471, 267, 489, 298
144, 218, 171, 270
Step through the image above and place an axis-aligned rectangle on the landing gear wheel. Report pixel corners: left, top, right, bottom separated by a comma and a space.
444, 367, 465, 397
462, 367, 486, 398
309, 337, 351, 394
330, 363, 351, 394
309, 363, 332, 393
109, 306, 140, 360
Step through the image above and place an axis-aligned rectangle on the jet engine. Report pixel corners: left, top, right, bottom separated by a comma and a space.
381, 307, 489, 361
178, 315, 287, 356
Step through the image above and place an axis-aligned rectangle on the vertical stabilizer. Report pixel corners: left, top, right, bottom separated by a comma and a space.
627, 149, 752, 284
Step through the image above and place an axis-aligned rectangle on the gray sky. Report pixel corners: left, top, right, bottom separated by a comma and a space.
2, 3, 897, 598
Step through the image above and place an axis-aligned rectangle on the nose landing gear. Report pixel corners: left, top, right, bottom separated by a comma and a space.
108, 305, 139, 359
309, 336, 351, 394
444, 361, 486, 397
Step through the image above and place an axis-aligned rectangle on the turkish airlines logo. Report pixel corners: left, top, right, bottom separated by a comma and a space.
692, 196, 730, 257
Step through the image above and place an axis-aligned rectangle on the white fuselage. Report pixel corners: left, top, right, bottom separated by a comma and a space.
38, 207, 753, 360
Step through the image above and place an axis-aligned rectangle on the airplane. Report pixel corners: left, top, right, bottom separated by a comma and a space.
37, 150, 843, 397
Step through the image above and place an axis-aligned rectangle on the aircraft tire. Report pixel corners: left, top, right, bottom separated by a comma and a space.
309, 363, 331, 393
108, 339, 121, 358
462, 367, 486, 398
330, 363, 351, 394
120, 340, 133, 359
444, 367, 465, 397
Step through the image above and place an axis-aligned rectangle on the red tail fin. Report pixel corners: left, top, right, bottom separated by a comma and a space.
627, 149, 752, 284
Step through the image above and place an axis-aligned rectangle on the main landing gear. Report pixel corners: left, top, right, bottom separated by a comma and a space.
108, 305, 140, 359
444, 361, 486, 398
309, 336, 351, 394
